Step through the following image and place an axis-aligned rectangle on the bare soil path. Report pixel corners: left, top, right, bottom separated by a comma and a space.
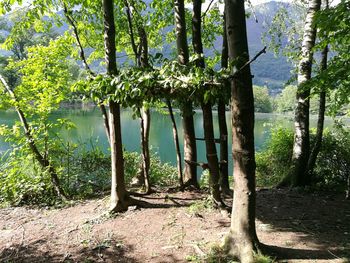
0, 189, 349, 262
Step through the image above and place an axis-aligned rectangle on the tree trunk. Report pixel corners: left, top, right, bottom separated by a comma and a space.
138, 25, 152, 193
307, 44, 328, 179
103, 0, 129, 212
218, 100, 230, 193
288, 0, 321, 187
202, 102, 224, 205
174, 0, 198, 188
140, 108, 151, 193
192, 0, 223, 204
167, 99, 184, 188
0, 75, 67, 200
223, 0, 259, 261
182, 105, 198, 188
219, 9, 230, 194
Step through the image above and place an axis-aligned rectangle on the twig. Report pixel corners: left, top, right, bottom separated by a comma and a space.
201, 0, 215, 19
246, 0, 258, 23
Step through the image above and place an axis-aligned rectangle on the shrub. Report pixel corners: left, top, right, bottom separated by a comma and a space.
0, 151, 57, 206
0, 141, 179, 206
312, 122, 350, 190
256, 123, 350, 190
256, 128, 294, 187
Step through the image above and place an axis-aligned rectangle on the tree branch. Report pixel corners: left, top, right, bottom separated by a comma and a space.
201, 0, 215, 19
62, 3, 95, 76
229, 46, 267, 79
123, 0, 139, 64
62, 2, 111, 141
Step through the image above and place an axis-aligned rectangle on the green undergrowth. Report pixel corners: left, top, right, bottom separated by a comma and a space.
187, 196, 214, 215
0, 141, 177, 206
256, 122, 350, 190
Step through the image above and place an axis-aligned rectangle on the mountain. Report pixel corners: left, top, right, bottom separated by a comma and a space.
246, 1, 298, 93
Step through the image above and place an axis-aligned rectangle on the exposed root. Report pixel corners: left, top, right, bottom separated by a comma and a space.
223, 233, 261, 263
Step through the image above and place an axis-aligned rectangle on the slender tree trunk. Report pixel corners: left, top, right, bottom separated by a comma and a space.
63, 4, 110, 143
192, 0, 223, 204
99, 103, 110, 143
140, 108, 151, 193
219, 10, 230, 194
103, 0, 129, 212
202, 102, 224, 205
174, 0, 198, 188
223, 0, 259, 261
287, 0, 321, 187
218, 100, 230, 193
123, 1, 152, 192
307, 44, 328, 179
138, 26, 152, 193
167, 99, 184, 188
0, 75, 67, 200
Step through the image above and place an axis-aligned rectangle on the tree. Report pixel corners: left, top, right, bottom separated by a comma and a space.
275, 85, 297, 113
307, 0, 329, 180
223, 0, 259, 261
218, 9, 230, 195
123, 0, 152, 193
174, 0, 198, 188
191, 0, 224, 206
287, 0, 321, 187
253, 86, 273, 113
0, 38, 75, 201
102, 0, 130, 212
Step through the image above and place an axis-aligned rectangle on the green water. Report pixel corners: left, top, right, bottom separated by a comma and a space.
0, 108, 344, 173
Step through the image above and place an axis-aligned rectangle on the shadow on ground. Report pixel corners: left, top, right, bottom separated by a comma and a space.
0, 238, 138, 263
256, 189, 350, 261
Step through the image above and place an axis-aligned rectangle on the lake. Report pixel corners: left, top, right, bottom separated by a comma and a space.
0, 107, 346, 175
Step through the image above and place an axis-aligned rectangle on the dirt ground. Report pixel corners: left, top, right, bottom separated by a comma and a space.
0, 188, 349, 263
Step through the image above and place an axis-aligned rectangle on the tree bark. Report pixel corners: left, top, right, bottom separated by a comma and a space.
288, 0, 321, 187
219, 9, 230, 194
103, 0, 129, 212
0, 75, 67, 200
174, 0, 198, 188
307, 44, 328, 179
167, 99, 184, 188
223, 0, 259, 261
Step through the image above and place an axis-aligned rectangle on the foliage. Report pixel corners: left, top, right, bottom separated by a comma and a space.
149, 153, 177, 186
253, 86, 273, 113
187, 196, 214, 215
0, 150, 57, 206
256, 124, 350, 190
313, 0, 350, 116
0, 140, 179, 205
74, 60, 231, 111
312, 121, 350, 190
256, 128, 294, 187
274, 85, 297, 113
263, 1, 307, 66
